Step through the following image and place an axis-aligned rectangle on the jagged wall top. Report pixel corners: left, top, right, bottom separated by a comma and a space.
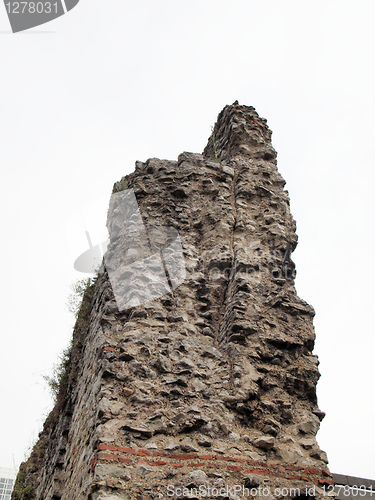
12, 103, 332, 500
203, 101, 277, 162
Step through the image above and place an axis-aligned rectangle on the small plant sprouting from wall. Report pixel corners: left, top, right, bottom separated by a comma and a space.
13, 277, 98, 500
42, 343, 71, 403
12, 435, 50, 499
66, 276, 98, 318
13, 466, 35, 499
119, 176, 128, 191
43, 275, 98, 405
113, 176, 128, 193
209, 124, 224, 162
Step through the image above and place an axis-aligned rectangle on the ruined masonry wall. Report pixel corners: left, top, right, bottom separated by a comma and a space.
15, 103, 332, 500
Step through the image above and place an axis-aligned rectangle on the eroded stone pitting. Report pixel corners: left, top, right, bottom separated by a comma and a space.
14, 102, 332, 500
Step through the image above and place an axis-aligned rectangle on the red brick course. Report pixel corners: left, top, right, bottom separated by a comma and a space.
215, 456, 243, 462
137, 449, 150, 457
170, 453, 197, 460
117, 446, 136, 454
304, 467, 319, 474
317, 478, 334, 485
97, 452, 118, 462
227, 465, 242, 471
93, 446, 331, 486
243, 469, 270, 476
246, 460, 267, 467
97, 444, 117, 451
270, 464, 286, 470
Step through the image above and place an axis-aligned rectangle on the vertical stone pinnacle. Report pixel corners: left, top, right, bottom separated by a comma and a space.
203, 101, 277, 162
13, 103, 331, 500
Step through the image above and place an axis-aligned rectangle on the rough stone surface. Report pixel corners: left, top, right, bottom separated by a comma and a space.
12, 102, 332, 500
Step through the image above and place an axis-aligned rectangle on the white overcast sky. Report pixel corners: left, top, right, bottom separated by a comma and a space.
0, 0, 374, 481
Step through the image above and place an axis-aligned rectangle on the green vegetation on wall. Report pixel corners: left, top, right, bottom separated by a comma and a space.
12, 276, 98, 500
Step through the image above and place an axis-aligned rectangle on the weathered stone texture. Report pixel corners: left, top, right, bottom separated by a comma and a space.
13, 102, 331, 500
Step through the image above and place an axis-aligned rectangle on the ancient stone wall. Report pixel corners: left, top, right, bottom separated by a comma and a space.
13, 102, 332, 500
